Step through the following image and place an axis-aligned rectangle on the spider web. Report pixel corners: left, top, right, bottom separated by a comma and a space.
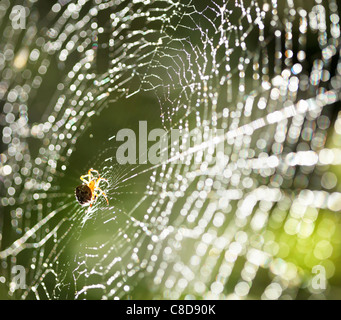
0, 0, 341, 300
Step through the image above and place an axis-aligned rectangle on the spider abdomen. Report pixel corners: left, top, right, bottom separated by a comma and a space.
75, 184, 92, 206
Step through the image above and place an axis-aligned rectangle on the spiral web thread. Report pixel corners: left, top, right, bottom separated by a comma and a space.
0, 0, 341, 299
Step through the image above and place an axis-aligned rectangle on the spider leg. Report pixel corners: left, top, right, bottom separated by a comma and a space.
89, 168, 100, 177
80, 174, 91, 184
96, 187, 109, 205
90, 169, 109, 186
93, 177, 109, 191
80, 169, 95, 184
97, 177, 109, 186
89, 190, 98, 208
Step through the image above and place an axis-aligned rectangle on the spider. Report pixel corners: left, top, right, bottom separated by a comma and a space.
75, 168, 109, 208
